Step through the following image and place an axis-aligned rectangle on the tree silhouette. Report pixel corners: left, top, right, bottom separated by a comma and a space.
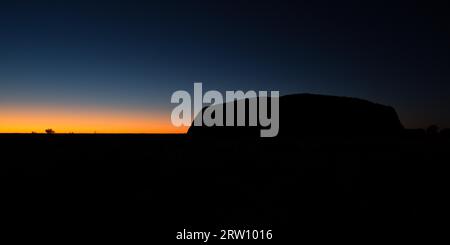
426, 125, 439, 135
441, 128, 450, 138
45, 129, 55, 134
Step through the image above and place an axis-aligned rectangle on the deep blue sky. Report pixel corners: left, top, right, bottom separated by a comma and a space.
1, 0, 450, 129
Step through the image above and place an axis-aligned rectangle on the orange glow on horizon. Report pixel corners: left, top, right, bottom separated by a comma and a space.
0, 104, 188, 134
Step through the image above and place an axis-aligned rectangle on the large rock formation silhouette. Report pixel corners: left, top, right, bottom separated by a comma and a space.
188, 93, 404, 140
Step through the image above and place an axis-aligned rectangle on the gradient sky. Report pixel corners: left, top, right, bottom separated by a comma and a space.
1, 0, 450, 133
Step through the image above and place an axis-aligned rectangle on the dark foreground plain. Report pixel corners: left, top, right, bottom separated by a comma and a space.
0, 133, 447, 242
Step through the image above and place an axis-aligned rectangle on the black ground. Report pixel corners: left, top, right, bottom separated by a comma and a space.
0, 133, 446, 242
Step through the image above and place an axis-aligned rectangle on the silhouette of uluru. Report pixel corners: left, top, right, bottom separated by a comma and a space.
188, 93, 404, 140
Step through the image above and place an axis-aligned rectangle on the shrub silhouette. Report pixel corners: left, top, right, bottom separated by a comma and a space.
45, 129, 55, 134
